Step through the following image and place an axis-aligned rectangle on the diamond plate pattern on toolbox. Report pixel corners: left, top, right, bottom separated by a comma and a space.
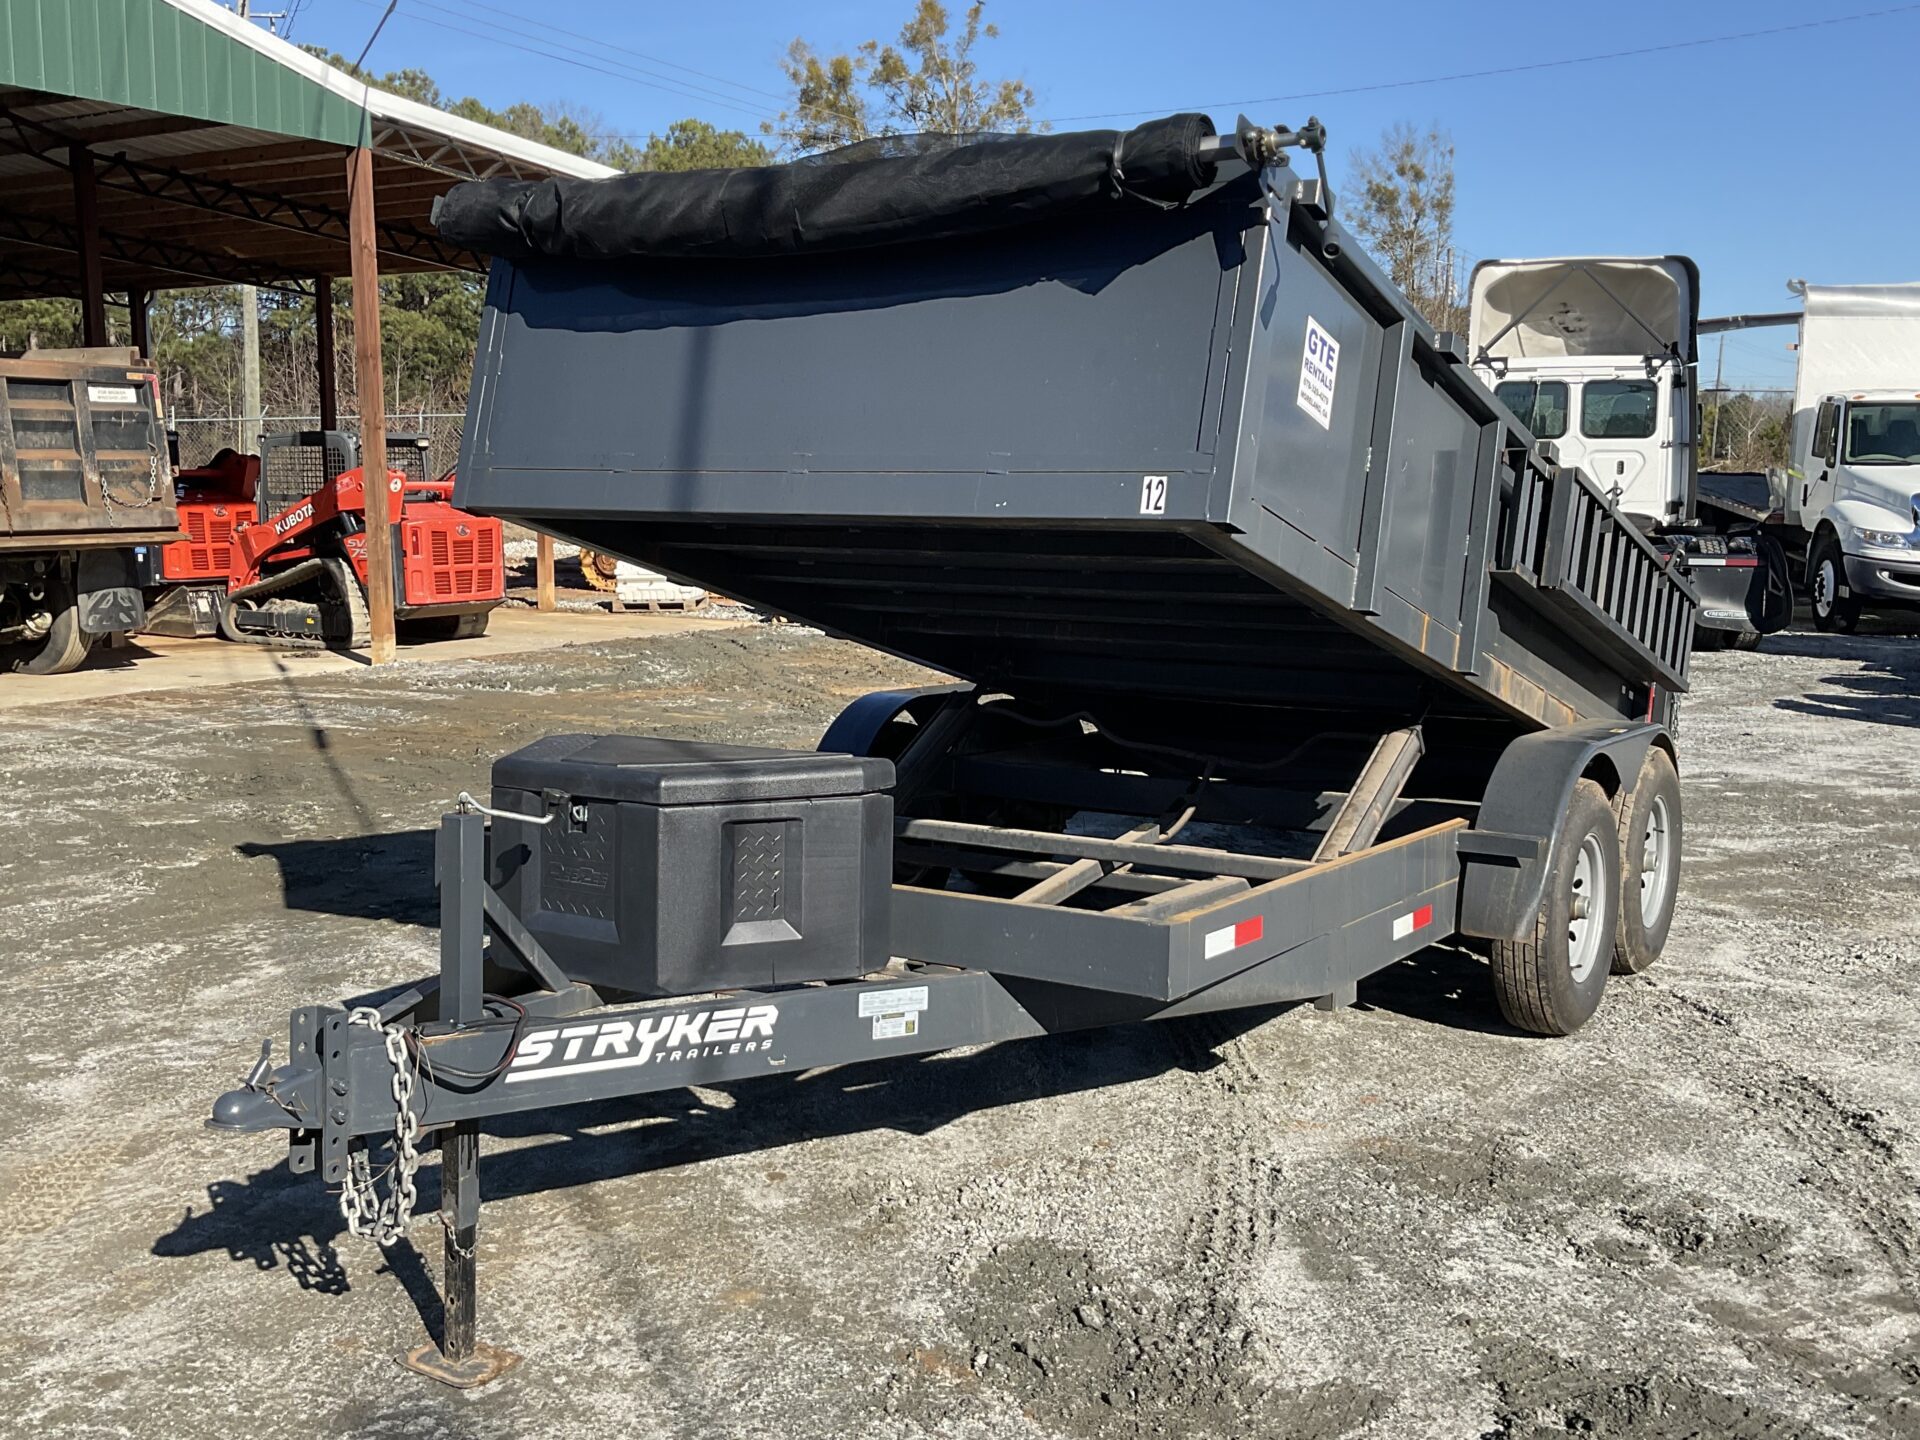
730, 821, 786, 922
543, 807, 613, 919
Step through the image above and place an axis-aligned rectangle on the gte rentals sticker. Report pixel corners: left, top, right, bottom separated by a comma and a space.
859, 985, 928, 1041
1296, 316, 1339, 430
505, 1003, 779, 1082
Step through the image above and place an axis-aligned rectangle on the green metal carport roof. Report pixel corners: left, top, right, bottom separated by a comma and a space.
0, 0, 615, 300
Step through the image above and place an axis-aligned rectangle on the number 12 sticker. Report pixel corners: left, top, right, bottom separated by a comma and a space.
1139, 474, 1168, 515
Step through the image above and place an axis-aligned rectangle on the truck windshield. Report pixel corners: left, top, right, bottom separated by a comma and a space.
1580, 380, 1658, 440
1844, 403, 1920, 465
1494, 380, 1569, 439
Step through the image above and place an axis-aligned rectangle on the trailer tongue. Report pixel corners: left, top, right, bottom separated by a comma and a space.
210, 116, 1696, 1384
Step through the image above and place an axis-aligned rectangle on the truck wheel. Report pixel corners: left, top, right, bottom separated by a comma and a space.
1729, 631, 1764, 651
1610, 749, 1681, 975
1809, 535, 1861, 633
1490, 778, 1619, 1036
10, 577, 94, 676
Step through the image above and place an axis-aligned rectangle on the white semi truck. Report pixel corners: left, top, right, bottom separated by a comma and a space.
1468, 257, 1792, 647
1732, 282, 1920, 632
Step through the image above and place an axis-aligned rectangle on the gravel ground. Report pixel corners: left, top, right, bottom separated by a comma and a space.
0, 625, 1917, 1440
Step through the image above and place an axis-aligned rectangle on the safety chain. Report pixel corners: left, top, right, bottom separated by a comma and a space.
337, 1006, 422, 1247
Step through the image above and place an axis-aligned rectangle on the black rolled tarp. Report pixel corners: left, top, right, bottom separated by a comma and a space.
433, 114, 1219, 262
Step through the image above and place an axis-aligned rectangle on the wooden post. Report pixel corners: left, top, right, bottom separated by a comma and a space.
314, 277, 338, 431
536, 532, 556, 612
346, 148, 396, 664
70, 148, 107, 346
127, 288, 150, 358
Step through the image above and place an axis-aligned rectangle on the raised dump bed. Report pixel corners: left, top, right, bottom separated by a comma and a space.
210, 118, 1698, 1384
452, 132, 1692, 731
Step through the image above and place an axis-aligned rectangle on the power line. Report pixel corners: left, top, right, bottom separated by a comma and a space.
406, 0, 884, 143
336, 0, 776, 123
1036, 4, 1920, 123
425, 0, 793, 109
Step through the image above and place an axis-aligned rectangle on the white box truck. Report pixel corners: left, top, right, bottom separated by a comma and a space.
1766, 282, 1920, 631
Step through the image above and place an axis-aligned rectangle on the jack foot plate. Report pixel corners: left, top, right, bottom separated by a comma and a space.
399, 1340, 521, 1389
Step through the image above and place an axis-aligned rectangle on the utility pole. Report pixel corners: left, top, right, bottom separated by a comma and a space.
1709, 335, 1726, 464
239, 284, 261, 452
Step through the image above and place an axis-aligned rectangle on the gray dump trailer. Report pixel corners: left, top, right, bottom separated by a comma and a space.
209, 117, 1696, 1385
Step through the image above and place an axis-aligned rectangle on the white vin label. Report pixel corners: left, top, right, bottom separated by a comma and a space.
1139, 474, 1168, 515
1295, 317, 1339, 430
860, 985, 928, 1040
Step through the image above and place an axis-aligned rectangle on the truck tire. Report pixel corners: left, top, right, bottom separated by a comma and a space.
10, 577, 94, 676
1610, 748, 1681, 975
1809, 534, 1861, 634
1490, 778, 1619, 1036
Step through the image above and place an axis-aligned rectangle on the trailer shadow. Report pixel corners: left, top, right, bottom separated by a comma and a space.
234, 829, 439, 927
153, 1008, 1283, 1327
1354, 942, 1518, 1036
154, 943, 1532, 1347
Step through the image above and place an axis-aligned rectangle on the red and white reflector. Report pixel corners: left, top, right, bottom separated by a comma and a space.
1392, 904, 1434, 941
1203, 915, 1265, 959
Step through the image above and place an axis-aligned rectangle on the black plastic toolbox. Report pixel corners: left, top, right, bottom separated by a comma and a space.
488, 734, 894, 997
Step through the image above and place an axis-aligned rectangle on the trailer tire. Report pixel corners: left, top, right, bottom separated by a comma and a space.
1610, 748, 1681, 975
1809, 535, 1861, 634
10, 576, 94, 676
1490, 778, 1618, 1036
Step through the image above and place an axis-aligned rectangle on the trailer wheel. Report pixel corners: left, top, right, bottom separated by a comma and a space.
1490, 778, 1618, 1036
1610, 749, 1681, 975
1809, 535, 1861, 634
9, 576, 94, 676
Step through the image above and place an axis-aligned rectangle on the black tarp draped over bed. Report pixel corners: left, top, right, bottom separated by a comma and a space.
432, 114, 1219, 261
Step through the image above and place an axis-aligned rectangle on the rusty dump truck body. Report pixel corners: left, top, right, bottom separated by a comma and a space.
0, 348, 175, 671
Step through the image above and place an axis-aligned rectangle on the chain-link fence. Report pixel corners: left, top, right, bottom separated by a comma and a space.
172, 413, 466, 472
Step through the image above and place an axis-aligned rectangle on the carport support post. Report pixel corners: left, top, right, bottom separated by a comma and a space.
536, 533, 555, 611
127, 290, 150, 359
314, 278, 338, 431
346, 147, 397, 664
69, 147, 106, 347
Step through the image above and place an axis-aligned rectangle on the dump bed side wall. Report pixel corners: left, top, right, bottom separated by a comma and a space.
464, 201, 1240, 519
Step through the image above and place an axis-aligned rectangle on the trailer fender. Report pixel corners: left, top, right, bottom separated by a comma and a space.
75, 549, 145, 634
819, 684, 974, 758
1458, 721, 1672, 943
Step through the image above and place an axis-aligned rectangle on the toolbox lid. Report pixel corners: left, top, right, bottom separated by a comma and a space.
492, 733, 894, 805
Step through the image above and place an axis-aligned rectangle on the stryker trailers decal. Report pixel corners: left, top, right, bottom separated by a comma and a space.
505, 1003, 779, 1082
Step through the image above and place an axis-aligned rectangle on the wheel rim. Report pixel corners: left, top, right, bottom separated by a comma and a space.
1815, 558, 1836, 614
1566, 832, 1606, 984
1638, 793, 1673, 927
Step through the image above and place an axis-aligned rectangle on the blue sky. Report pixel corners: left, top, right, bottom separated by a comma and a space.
291, 0, 1920, 391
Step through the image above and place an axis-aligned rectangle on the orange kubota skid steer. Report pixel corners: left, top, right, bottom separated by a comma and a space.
141, 431, 503, 648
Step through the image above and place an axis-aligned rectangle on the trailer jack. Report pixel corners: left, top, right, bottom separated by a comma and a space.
209, 807, 527, 1387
